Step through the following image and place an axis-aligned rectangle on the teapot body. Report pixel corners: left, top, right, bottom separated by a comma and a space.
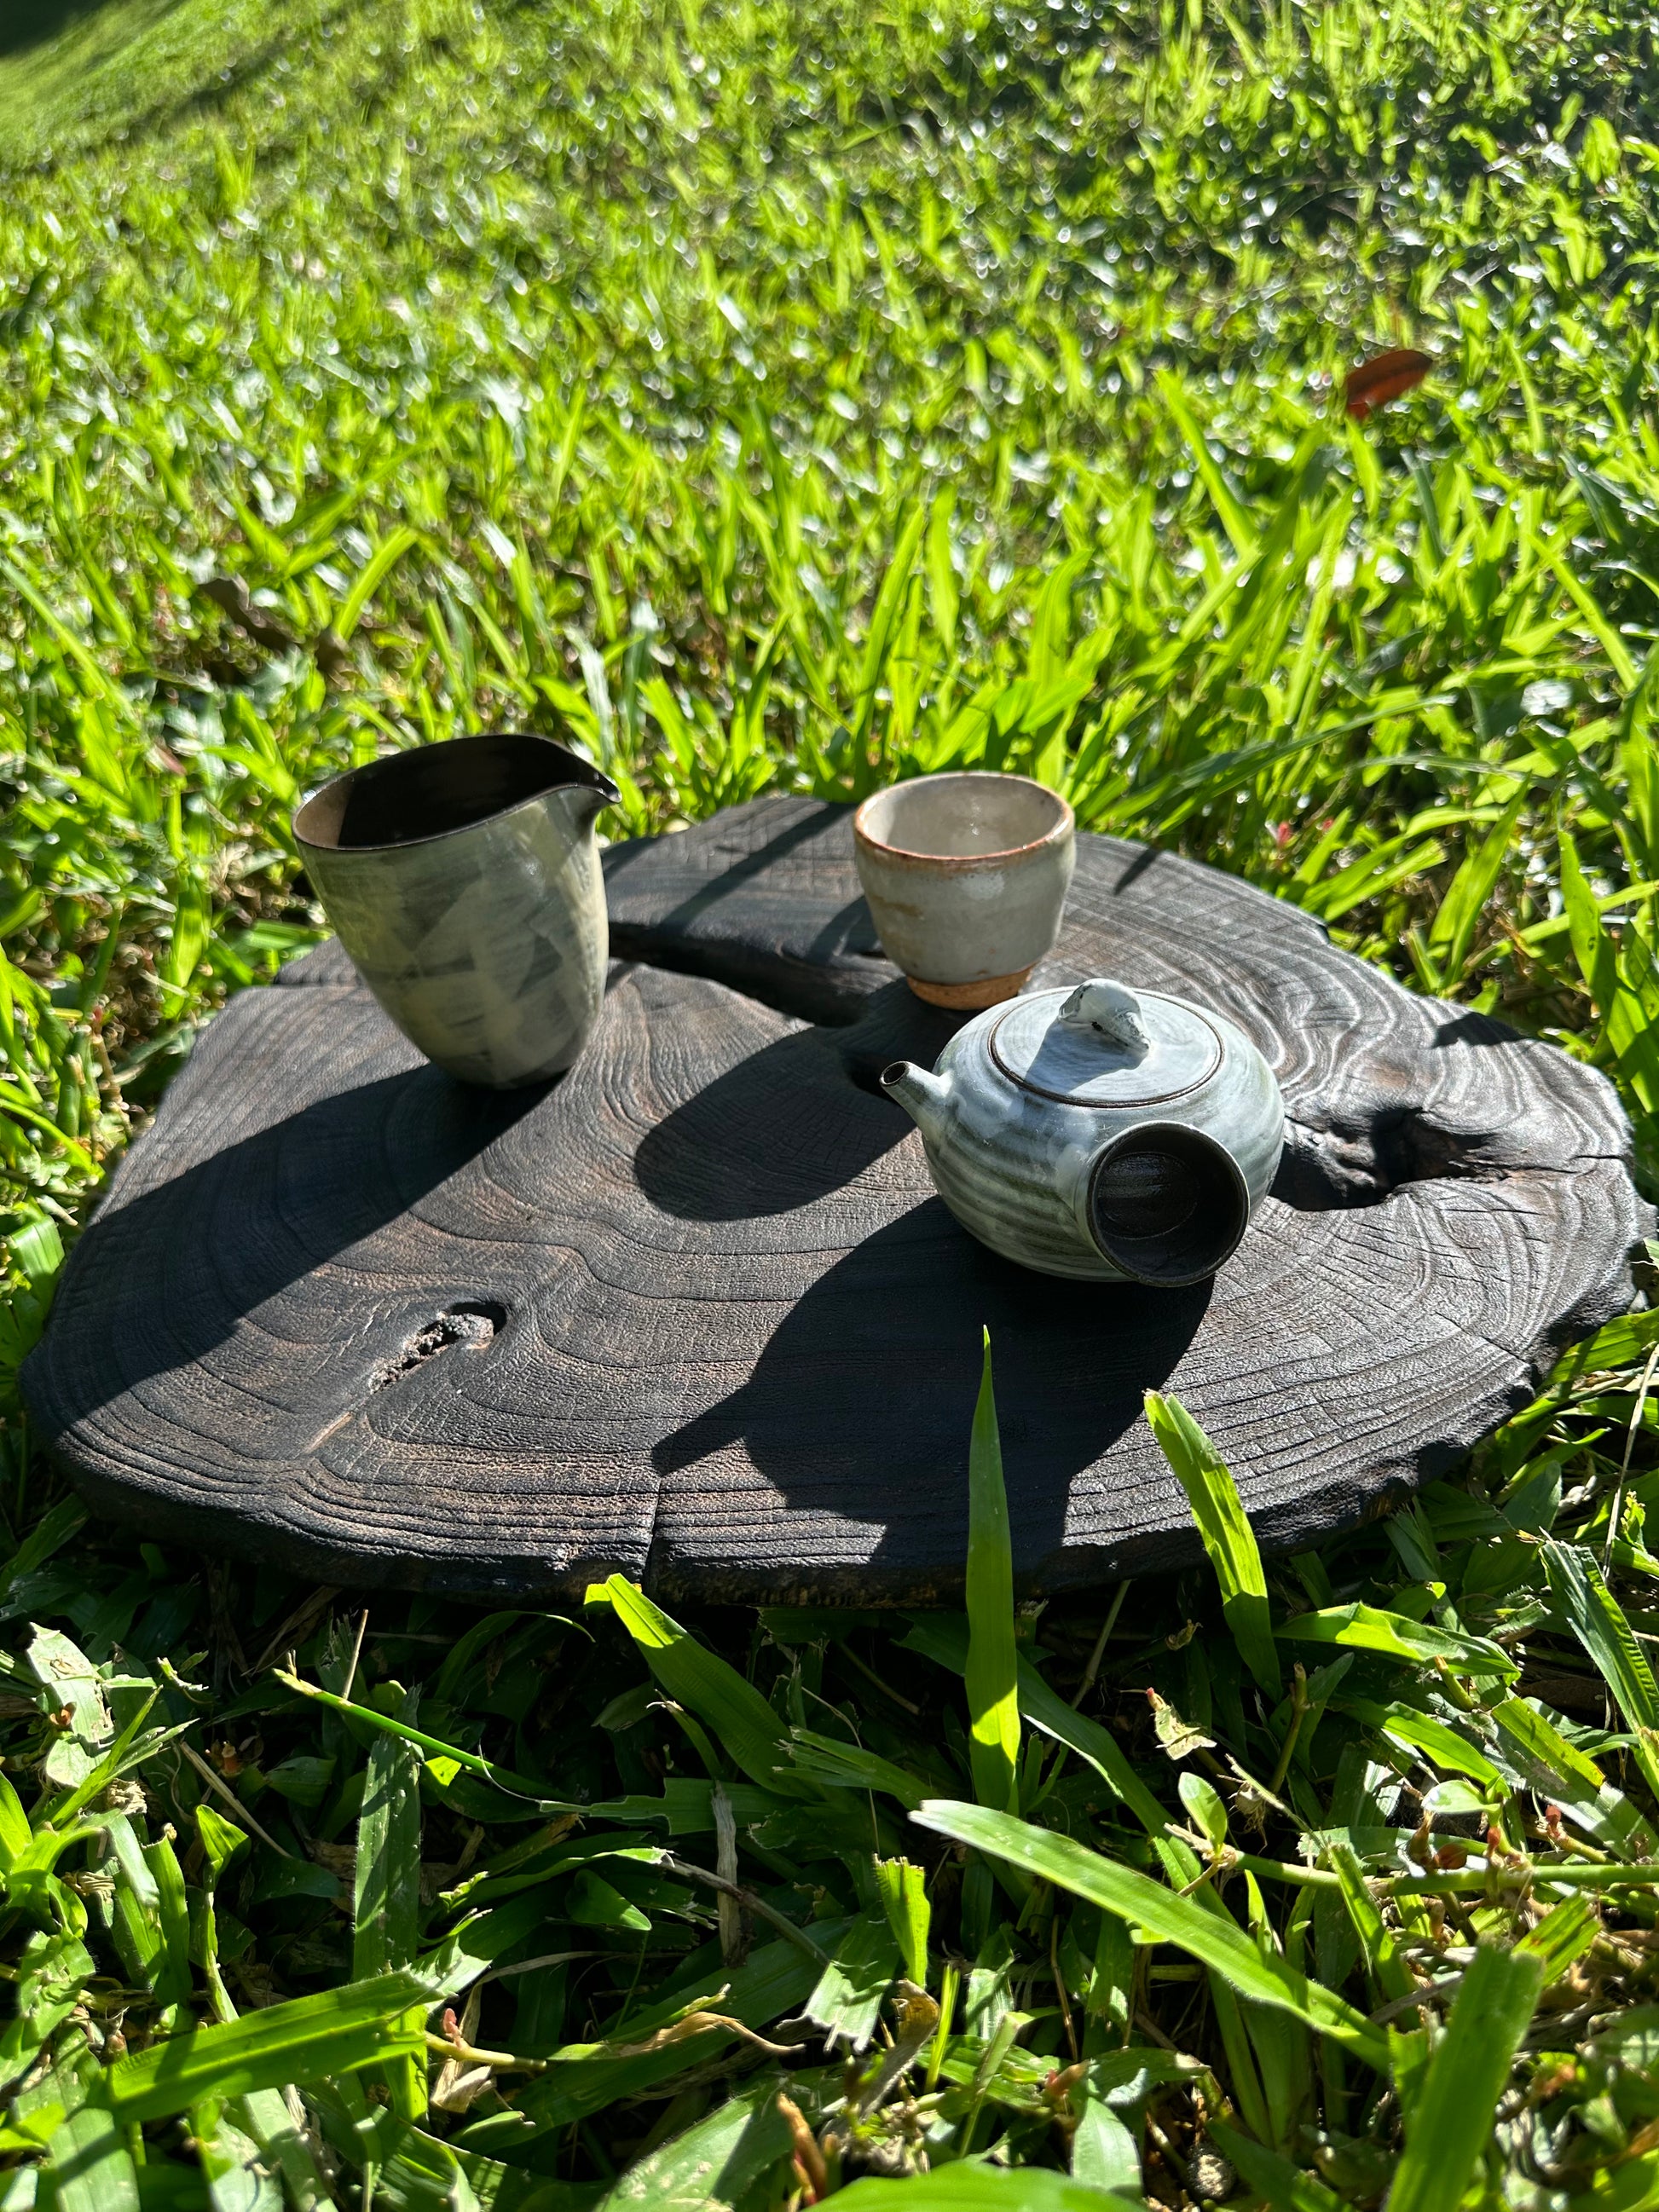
882, 980, 1284, 1285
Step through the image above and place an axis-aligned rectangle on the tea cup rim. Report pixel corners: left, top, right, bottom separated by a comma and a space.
853, 770, 1074, 869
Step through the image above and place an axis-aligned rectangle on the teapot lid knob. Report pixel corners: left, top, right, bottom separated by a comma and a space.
1057, 979, 1150, 1057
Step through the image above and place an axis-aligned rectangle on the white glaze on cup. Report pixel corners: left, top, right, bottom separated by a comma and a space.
852, 771, 1075, 1008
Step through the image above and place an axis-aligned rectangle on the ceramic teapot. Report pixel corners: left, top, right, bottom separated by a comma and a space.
881, 977, 1284, 1285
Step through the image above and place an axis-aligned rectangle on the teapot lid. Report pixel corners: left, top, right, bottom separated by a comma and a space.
988, 979, 1222, 1107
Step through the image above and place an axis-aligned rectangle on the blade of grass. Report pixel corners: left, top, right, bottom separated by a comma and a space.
1206, 2118, 1343, 2212
91, 1972, 432, 2124
44, 2105, 140, 2212
967, 1331, 1020, 1813
1516, 1895, 1598, 1984
591, 2076, 792, 2211
1325, 1839, 1413, 2007
899, 1615, 1188, 1868
912, 1800, 1388, 2067
1145, 1391, 1278, 1696
587, 1576, 812, 1799
355, 1698, 428, 2122
1386, 1944, 1546, 2212
875, 1857, 930, 1988
354, 1715, 424, 1979
1541, 1540, 1659, 1800
835, 2168, 1143, 2209
276, 1671, 581, 1805
1429, 785, 1531, 976
1276, 1603, 1516, 1678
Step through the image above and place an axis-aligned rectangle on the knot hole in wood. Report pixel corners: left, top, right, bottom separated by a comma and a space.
369, 1300, 506, 1396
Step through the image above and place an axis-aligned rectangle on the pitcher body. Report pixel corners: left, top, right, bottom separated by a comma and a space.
294, 732, 617, 1088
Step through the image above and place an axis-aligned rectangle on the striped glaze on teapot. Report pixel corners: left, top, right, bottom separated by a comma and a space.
881, 976, 1284, 1286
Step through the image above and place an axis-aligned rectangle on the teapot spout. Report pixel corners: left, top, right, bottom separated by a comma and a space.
881, 1060, 953, 1145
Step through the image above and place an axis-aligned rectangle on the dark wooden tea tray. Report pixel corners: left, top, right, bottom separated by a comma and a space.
22, 796, 1650, 1603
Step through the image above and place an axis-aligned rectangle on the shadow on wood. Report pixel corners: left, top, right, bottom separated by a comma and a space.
46, 1066, 541, 1415
632, 979, 959, 1221
605, 803, 890, 1024
650, 1201, 1211, 1589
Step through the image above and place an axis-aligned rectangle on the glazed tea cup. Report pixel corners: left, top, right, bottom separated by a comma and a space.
293, 731, 618, 1089
853, 771, 1075, 1008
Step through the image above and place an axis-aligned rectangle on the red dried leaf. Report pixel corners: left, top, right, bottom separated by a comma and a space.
1344, 348, 1434, 419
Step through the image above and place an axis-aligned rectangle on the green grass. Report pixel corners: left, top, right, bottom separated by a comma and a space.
3, 0, 1659, 2200
0, 0, 213, 146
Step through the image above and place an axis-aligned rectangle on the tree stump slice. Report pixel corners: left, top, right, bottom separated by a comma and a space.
24, 796, 1651, 1603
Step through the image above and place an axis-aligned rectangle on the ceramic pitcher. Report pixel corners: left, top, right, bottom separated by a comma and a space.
294, 731, 618, 1088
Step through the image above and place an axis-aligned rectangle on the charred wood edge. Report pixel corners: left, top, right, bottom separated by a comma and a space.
42, 1401, 1607, 1606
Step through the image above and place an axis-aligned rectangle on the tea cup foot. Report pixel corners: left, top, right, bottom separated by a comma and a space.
907, 967, 1033, 1010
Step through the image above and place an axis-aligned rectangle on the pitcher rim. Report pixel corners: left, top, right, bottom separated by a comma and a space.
293, 731, 620, 856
